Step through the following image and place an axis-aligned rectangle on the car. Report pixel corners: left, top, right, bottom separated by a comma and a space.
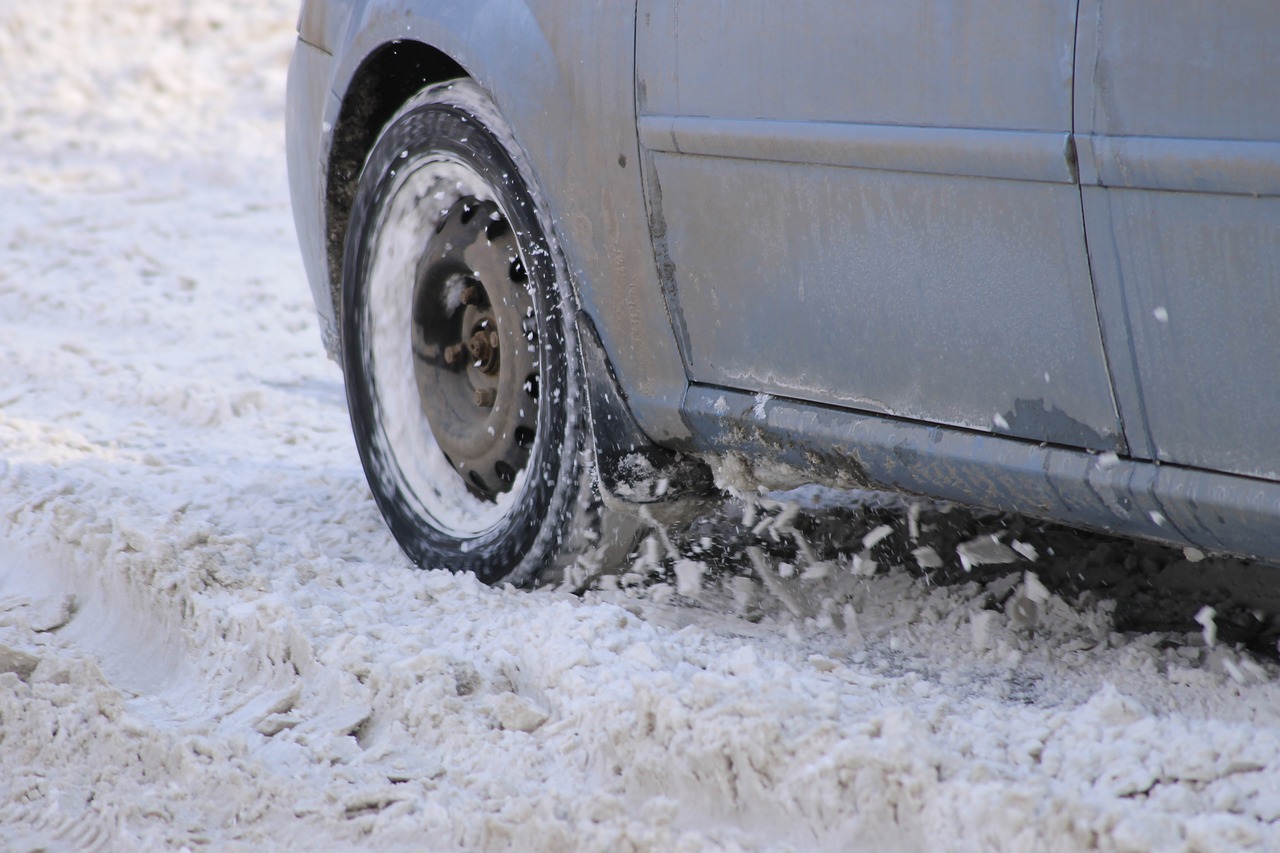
286, 0, 1280, 586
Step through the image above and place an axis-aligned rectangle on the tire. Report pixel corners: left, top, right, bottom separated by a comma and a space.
340, 79, 610, 586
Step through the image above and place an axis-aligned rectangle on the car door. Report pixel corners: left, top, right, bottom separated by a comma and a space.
635, 0, 1123, 450
1076, 0, 1280, 478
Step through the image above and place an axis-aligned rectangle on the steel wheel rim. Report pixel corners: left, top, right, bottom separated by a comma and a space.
362, 154, 540, 538
411, 197, 540, 500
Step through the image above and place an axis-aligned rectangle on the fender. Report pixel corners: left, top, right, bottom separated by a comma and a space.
325, 0, 694, 446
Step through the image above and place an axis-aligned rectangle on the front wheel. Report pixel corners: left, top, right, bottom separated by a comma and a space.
341, 79, 601, 586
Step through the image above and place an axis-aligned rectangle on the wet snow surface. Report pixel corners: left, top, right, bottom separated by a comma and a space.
4, 3, 1280, 850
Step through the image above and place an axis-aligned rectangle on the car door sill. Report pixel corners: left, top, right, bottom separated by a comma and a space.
681, 385, 1280, 565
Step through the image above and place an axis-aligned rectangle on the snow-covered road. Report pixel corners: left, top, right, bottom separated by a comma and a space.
3, 3, 1280, 850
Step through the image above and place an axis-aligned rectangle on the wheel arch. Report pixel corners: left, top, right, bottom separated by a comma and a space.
317, 2, 708, 524
323, 40, 468, 328
321, 0, 575, 333
318, 1, 693, 449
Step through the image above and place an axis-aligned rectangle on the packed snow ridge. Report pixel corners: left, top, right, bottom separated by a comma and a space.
3, 2, 1280, 850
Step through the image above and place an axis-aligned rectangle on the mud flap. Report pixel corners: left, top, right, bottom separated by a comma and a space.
576, 312, 717, 525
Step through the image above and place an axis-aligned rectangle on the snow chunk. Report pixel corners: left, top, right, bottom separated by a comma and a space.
970, 610, 999, 651
1005, 571, 1051, 629
1084, 683, 1147, 726
27, 594, 79, 633
1213, 649, 1271, 686
673, 559, 705, 598
907, 502, 921, 542
1195, 605, 1218, 648
801, 560, 833, 581
850, 552, 878, 577
1097, 451, 1121, 469
0, 644, 39, 681
861, 524, 893, 551
956, 535, 1019, 572
1022, 571, 1050, 605
723, 645, 760, 677
911, 546, 943, 569
1011, 540, 1038, 562
488, 693, 549, 733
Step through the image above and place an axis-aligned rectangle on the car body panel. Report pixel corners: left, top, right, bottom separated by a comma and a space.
683, 386, 1280, 560
636, 0, 1078, 131
297, 0, 353, 52
286, 38, 340, 355
635, 0, 1123, 450
1076, 0, 1280, 480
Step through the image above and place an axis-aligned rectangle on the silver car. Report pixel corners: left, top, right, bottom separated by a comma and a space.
286, 1, 1280, 584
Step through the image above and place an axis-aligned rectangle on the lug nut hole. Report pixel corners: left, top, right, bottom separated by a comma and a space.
509, 258, 527, 283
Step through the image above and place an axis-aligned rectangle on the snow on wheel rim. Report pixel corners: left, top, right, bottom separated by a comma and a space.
361, 154, 534, 538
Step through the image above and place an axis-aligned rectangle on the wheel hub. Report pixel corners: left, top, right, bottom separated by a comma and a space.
410, 198, 539, 500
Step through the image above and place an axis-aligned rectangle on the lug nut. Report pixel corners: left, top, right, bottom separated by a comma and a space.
465, 324, 501, 375
474, 387, 497, 407
444, 343, 467, 367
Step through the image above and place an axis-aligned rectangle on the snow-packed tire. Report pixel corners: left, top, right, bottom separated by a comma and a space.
340, 79, 606, 586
